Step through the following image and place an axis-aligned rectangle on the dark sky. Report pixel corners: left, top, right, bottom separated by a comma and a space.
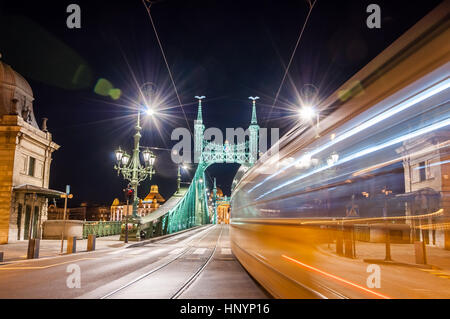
0, 0, 442, 206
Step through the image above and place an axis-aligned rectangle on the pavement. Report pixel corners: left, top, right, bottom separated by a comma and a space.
3, 226, 448, 299
308, 241, 450, 298
0, 235, 129, 263
319, 241, 450, 272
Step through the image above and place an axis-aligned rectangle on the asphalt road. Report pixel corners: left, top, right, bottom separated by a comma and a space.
0, 224, 269, 299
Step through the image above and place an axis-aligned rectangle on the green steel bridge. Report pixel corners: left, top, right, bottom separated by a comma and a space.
134, 97, 260, 240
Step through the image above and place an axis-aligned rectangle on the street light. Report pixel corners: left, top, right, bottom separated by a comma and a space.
298, 84, 320, 137
115, 147, 124, 162
298, 105, 320, 137
113, 83, 157, 218
146, 108, 155, 117
121, 152, 131, 166
142, 147, 156, 166
298, 105, 316, 120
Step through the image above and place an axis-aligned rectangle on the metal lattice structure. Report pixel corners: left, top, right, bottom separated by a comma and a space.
150, 97, 260, 235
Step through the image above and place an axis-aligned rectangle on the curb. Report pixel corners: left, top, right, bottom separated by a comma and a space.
0, 242, 134, 266
362, 258, 437, 270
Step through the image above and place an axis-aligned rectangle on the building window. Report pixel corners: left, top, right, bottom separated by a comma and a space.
419, 161, 426, 182
28, 157, 36, 177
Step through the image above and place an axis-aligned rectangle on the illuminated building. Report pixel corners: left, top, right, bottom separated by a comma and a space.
110, 185, 165, 221
397, 131, 450, 248
0, 58, 60, 243
47, 203, 111, 221
208, 187, 230, 224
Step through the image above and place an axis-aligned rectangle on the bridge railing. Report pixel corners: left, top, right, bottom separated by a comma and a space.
83, 221, 122, 238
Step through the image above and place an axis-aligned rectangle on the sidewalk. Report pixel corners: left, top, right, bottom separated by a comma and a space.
0, 235, 128, 263
319, 241, 450, 272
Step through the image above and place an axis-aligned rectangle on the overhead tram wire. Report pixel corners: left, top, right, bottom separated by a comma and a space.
265, 0, 318, 126
141, 0, 192, 134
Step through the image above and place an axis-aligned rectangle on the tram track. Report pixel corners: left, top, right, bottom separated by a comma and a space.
171, 225, 223, 299
100, 224, 223, 299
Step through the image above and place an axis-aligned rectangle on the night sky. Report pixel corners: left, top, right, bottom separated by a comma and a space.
0, 0, 442, 206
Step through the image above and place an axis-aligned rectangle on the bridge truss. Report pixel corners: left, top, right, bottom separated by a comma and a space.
152, 97, 260, 235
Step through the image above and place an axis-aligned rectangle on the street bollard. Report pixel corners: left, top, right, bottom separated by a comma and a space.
0, 252, 3, 262
67, 236, 77, 254
87, 234, 96, 251
27, 238, 40, 259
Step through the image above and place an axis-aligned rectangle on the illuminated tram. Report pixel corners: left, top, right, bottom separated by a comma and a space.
230, 2, 450, 299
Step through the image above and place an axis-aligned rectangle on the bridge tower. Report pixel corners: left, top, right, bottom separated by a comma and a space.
194, 96, 205, 163
161, 96, 261, 234
248, 97, 260, 165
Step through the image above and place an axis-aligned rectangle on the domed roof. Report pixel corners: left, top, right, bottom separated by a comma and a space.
0, 59, 33, 98
143, 185, 165, 203
0, 58, 38, 128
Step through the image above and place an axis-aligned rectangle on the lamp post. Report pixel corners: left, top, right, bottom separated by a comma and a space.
114, 84, 157, 217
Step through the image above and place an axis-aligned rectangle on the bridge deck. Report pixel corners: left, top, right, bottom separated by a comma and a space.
140, 187, 188, 224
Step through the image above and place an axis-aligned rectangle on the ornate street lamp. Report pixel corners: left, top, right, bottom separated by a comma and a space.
115, 147, 124, 162
113, 84, 157, 217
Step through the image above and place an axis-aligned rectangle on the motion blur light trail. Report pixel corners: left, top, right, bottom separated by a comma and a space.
231, 3, 450, 299
255, 116, 450, 200
250, 77, 450, 196
281, 255, 391, 299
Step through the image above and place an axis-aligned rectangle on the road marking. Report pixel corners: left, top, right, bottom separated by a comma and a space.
419, 268, 450, 280
169, 248, 184, 255
221, 248, 232, 255
193, 248, 207, 255
0, 258, 97, 270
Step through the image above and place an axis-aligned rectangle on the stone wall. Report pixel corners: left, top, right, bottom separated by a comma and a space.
0, 115, 59, 243
42, 220, 84, 240
0, 118, 19, 244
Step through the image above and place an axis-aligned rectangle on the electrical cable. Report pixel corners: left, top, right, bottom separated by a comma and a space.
266, 0, 318, 125
141, 0, 192, 134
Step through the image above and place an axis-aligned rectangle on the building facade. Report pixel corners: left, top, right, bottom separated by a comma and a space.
110, 185, 165, 221
0, 59, 60, 244
397, 131, 450, 249
47, 203, 111, 221
208, 187, 231, 224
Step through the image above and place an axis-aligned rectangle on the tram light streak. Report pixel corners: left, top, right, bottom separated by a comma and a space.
255, 117, 450, 200
249, 78, 450, 194
282, 255, 391, 299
